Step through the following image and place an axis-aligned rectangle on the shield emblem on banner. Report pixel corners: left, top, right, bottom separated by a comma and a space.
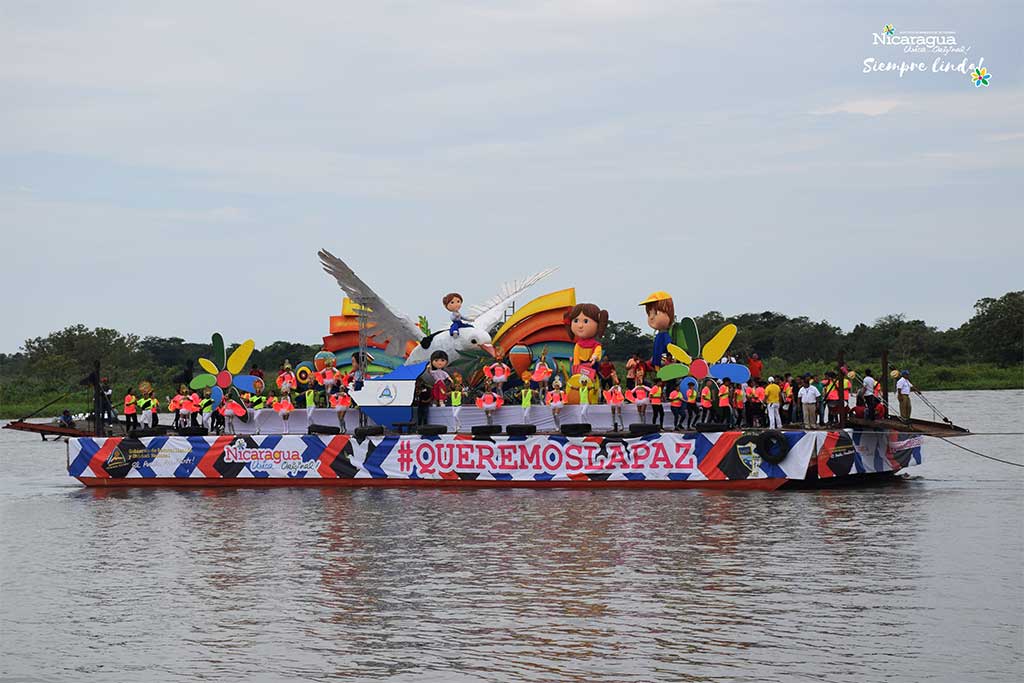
736, 442, 762, 474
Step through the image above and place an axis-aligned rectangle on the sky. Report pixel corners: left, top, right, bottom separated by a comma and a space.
1, 0, 1020, 353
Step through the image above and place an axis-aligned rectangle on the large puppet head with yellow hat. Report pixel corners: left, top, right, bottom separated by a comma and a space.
639, 291, 675, 332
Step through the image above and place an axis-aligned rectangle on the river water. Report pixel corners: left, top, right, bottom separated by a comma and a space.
1, 390, 1021, 682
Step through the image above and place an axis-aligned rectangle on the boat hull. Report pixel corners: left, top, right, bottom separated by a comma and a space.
67, 429, 923, 491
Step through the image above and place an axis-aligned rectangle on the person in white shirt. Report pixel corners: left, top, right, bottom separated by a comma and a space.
895, 370, 916, 419
861, 369, 878, 421
798, 376, 820, 429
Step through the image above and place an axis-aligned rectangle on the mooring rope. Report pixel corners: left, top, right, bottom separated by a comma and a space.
935, 435, 1024, 469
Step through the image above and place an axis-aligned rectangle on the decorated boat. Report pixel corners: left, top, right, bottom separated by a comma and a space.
61, 247, 964, 490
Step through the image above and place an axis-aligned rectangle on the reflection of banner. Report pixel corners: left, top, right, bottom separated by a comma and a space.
68, 431, 827, 485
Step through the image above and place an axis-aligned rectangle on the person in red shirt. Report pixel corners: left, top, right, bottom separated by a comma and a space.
597, 358, 617, 392
748, 353, 763, 381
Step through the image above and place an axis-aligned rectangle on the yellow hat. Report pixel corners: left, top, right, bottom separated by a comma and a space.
638, 291, 672, 306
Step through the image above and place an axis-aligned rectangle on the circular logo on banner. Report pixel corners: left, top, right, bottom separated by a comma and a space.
376, 383, 398, 405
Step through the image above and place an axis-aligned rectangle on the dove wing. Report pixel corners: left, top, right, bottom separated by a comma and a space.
465, 267, 558, 334
318, 249, 423, 356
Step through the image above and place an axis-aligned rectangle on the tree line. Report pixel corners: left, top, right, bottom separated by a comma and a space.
1, 291, 1020, 415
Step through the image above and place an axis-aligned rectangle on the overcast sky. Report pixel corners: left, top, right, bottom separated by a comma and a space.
1, 1, 1020, 353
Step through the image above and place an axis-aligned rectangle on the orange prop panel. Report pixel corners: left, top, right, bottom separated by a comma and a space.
495, 309, 573, 348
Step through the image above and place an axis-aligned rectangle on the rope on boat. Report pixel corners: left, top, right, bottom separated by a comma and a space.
18, 390, 76, 421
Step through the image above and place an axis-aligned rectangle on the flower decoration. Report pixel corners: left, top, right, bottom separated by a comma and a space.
971, 67, 990, 87
657, 318, 751, 384
189, 333, 261, 411
883, 24, 894, 36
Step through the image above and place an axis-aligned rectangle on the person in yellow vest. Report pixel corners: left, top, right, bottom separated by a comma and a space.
650, 379, 665, 428
764, 377, 782, 429
249, 391, 267, 434
699, 378, 715, 425
137, 394, 152, 428
305, 387, 318, 426
714, 379, 733, 426
199, 392, 215, 431
668, 383, 685, 431
123, 389, 139, 432
449, 375, 464, 432
732, 381, 746, 427
781, 374, 794, 425
148, 393, 160, 429
684, 382, 699, 429
516, 377, 535, 423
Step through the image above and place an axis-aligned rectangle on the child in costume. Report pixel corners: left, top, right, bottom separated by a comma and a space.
626, 383, 651, 423
546, 377, 567, 429
483, 353, 511, 397
276, 361, 296, 398
168, 389, 185, 428
330, 387, 352, 433
603, 383, 625, 432
316, 356, 341, 395
566, 303, 609, 404
531, 347, 553, 387
475, 380, 503, 425
444, 292, 470, 337
273, 394, 294, 433
429, 350, 452, 407
638, 292, 675, 368
178, 392, 196, 430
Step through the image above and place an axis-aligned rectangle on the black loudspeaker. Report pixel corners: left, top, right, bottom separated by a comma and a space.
628, 423, 661, 436
695, 422, 730, 432
177, 427, 209, 436
560, 423, 591, 437
128, 428, 166, 438
354, 425, 385, 440
505, 424, 537, 436
308, 424, 341, 435
471, 425, 503, 437
416, 425, 448, 436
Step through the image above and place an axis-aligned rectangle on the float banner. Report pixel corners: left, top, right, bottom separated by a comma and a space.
814, 430, 923, 478
66, 431, 846, 482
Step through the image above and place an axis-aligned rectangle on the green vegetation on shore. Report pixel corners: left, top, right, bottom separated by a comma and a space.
1, 292, 1020, 419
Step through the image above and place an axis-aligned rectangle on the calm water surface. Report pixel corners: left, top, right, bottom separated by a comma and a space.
2, 391, 1022, 682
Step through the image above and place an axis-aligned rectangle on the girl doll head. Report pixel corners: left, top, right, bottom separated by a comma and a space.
443, 293, 463, 312
565, 303, 609, 341
430, 350, 449, 369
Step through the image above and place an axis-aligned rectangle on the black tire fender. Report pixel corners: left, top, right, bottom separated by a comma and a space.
757, 430, 790, 464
